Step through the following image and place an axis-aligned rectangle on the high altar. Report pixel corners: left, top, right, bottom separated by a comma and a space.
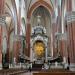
30, 25, 48, 63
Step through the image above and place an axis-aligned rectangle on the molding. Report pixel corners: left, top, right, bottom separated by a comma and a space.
0, 16, 6, 25
66, 12, 75, 23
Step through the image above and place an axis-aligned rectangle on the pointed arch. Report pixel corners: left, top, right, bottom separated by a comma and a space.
26, 0, 54, 57
27, 0, 54, 18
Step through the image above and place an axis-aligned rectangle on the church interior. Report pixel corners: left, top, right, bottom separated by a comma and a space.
0, 0, 75, 75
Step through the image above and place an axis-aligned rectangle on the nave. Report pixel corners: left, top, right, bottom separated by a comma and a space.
0, 0, 75, 74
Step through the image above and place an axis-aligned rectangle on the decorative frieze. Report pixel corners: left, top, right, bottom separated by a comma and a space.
0, 16, 6, 25
66, 12, 75, 23
55, 32, 67, 40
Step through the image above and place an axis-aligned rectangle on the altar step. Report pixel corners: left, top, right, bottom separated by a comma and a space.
32, 64, 43, 71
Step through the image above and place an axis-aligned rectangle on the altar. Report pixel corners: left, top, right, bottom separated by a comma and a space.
30, 25, 48, 63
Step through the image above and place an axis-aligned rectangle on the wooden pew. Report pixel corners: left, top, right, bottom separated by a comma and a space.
33, 72, 75, 75
33, 69, 75, 75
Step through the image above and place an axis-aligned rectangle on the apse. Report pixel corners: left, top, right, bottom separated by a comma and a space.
31, 6, 51, 34
31, 6, 52, 57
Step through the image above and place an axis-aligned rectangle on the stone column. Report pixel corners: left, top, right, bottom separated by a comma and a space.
67, 0, 72, 12
30, 47, 33, 62
45, 47, 47, 62
0, 0, 4, 15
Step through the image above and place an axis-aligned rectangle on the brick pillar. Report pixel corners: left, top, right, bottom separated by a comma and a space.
60, 38, 67, 57
58, 0, 67, 60
12, 0, 22, 63
26, 18, 31, 57
67, 20, 75, 63
66, 12, 75, 71
0, 25, 2, 64
0, 0, 4, 15
14, 40, 21, 63
67, 0, 72, 12
72, 21, 75, 63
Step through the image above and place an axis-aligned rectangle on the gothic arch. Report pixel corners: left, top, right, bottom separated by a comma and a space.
27, 0, 54, 19
26, 0, 54, 57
